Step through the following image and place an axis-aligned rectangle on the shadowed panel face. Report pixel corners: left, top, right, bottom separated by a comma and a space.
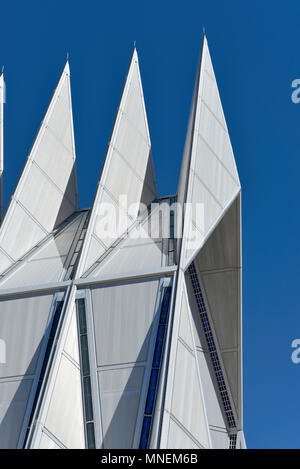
0, 293, 53, 378
0, 379, 33, 449
91, 279, 159, 366
98, 366, 145, 449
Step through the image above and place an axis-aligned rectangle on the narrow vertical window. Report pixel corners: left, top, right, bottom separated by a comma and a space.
139, 286, 172, 449
76, 298, 96, 449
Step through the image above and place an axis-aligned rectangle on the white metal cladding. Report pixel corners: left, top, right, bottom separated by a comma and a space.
91, 279, 159, 366
167, 418, 201, 449
78, 49, 157, 276
0, 293, 53, 378
162, 274, 211, 449
170, 340, 210, 448
0, 212, 83, 289
177, 36, 240, 269
88, 204, 167, 279
90, 240, 163, 278
28, 293, 85, 449
43, 355, 85, 448
63, 304, 80, 364
0, 379, 33, 449
0, 250, 11, 273
39, 432, 62, 449
210, 429, 229, 449
98, 366, 145, 449
193, 194, 242, 426
178, 288, 195, 350
0, 61, 78, 275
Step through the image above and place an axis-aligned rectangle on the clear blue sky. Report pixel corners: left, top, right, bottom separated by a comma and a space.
1, 0, 300, 449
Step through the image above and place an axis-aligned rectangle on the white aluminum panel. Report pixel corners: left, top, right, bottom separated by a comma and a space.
167, 418, 200, 449
196, 350, 227, 430
34, 213, 82, 260
178, 289, 194, 351
210, 429, 229, 449
39, 432, 61, 449
44, 79, 73, 151
19, 164, 73, 233
0, 250, 12, 273
0, 293, 53, 378
91, 240, 163, 278
83, 235, 106, 274
202, 66, 226, 129
63, 305, 80, 364
0, 62, 78, 272
103, 148, 144, 217
194, 135, 239, 208
190, 172, 222, 232
198, 104, 238, 184
0, 256, 66, 289
177, 37, 240, 269
0, 213, 82, 288
92, 188, 132, 247
114, 117, 150, 181
44, 355, 85, 449
92, 279, 159, 366
0, 203, 46, 263
171, 340, 210, 448
35, 129, 75, 193
0, 379, 33, 449
125, 63, 149, 140
98, 366, 144, 449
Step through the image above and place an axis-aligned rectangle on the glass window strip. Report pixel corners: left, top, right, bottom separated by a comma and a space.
229, 434, 237, 449
168, 196, 177, 265
188, 262, 237, 431
76, 298, 96, 449
139, 286, 172, 449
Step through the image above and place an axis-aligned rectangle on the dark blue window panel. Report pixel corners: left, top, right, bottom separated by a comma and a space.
78, 298, 87, 334
83, 376, 94, 422
160, 287, 171, 324
139, 416, 151, 449
86, 422, 96, 449
145, 369, 159, 415
76, 299, 97, 447
152, 325, 165, 368
80, 334, 90, 377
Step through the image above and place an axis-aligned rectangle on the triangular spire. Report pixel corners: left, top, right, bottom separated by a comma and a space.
77, 48, 157, 276
177, 37, 240, 270
0, 61, 78, 275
